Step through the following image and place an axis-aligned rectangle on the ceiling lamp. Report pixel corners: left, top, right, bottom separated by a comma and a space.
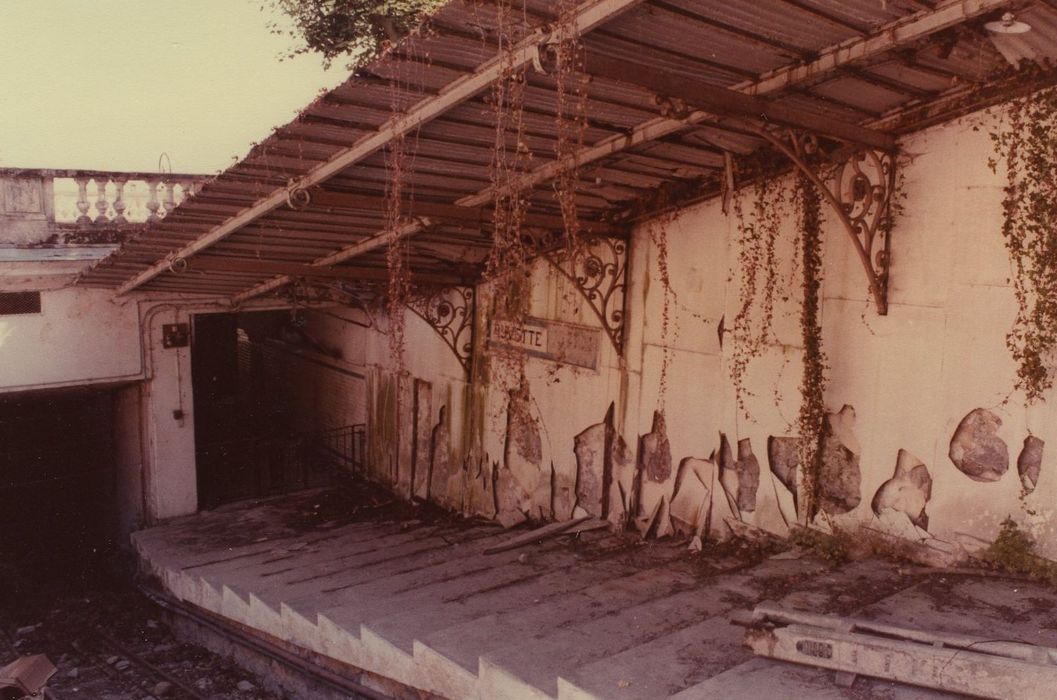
985, 12, 1032, 34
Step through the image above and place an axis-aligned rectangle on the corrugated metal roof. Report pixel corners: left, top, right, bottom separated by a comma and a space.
78, 0, 1057, 300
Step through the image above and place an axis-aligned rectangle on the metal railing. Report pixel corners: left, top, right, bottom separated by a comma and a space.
195, 424, 366, 509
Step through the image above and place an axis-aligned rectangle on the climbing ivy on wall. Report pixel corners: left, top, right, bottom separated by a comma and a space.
384, 133, 411, 367
729, 176, 791, 416
990, 85, 1057, 402
795, 173, 827, 520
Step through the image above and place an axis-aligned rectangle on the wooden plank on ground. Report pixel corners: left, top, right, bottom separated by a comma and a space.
484, 517, 592, 555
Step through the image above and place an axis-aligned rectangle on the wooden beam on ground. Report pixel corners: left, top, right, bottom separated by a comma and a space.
187, 257, 469, 286
113, 0, 647, 296
580, 54, 896, 150
483, 516, 594, 555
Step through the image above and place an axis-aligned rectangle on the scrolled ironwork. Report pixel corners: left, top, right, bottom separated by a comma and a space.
406, 285, 475, 374
286, 184, 311, 210
542, 236, 629, 354
837, 149, 894, 280
750, 125, 896, 315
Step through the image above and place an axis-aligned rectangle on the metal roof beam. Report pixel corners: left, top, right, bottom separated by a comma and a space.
306, 190, 624, 237
188, 257, 468, 286
113, 0, 647, 296
580, 54, 897, 150
230, 218, 430, 305
457, 0, 1016, 208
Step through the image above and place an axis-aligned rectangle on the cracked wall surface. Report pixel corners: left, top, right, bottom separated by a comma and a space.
307, 109, 1057, 559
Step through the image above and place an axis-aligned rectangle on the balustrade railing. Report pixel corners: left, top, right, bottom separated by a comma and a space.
51, 171, 199, 225
1, 168, 207, 246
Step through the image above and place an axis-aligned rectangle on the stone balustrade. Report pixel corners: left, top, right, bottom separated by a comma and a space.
51, 171, 199, 225
1, 169, 206, 246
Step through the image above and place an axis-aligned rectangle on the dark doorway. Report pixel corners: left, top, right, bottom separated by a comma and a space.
190, 311, 359, 509
0, 385, 135, 600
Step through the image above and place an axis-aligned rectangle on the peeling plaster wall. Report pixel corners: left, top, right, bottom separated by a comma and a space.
323, 109, 1057, 558
628, 110, 1057, 556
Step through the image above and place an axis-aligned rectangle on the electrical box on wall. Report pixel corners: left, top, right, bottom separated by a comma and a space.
162, 323, 190, 348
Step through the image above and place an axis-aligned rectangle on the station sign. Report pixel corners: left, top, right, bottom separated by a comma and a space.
487, 316, 601, 370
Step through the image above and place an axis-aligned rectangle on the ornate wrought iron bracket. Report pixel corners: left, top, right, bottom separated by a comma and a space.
751, 127, 896, 315
405, 285, 476, 375
538, 235, 629, 355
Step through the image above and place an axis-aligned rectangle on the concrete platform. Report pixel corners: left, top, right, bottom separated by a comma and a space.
133, 488, 1057, 699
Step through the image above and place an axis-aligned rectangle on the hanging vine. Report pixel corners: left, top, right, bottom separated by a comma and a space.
480, 0, 533, 399
551, 0, 589, 259
989, 85, 1057, 402
645, 205, 681, 404
383, 33, 429, 371
795, 173, 827, 521
728, 175, 791, 416
385, 133, 411, 365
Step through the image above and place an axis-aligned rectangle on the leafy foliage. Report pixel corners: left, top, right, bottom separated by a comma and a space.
984, 516, 1057, 585
266, 0, 441, 65
729, 177, 790, 416
795, 174, 827, 520
789, 525, 848, 565
989, 86, 1057, 402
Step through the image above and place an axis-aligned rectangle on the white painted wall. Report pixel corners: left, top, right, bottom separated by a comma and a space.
140, 304, 198, 521
0, 286, 142, 392
622, 109, 1054, 556
329, 106, 1057, 557
0, 286, 204, 524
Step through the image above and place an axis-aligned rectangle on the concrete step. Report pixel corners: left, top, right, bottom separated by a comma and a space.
419, 563, 708, 693
324, 536, 620, 698
473, 553, 839, 698
194, 520, 442, 584
210, 522, 483, 611
669, 657, 849, 699
360, 533, 631, 651
556, 614, 749, 700
406, 539, 697, 682
221, 525, 500, 637
321, 536, 596, 644
477, 574, 753, 699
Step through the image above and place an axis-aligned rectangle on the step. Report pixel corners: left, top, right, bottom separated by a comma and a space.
476, 554, 837, 698
229, 525, 499, 638
154, 520, 389, 595
317, 538, 618, 694
478, 576, 751, 698
422, 564, 709, 683
209, 523, 485, 616
669, 657, 850, 700
320, 536, 599, 644
556, 614, 748, 700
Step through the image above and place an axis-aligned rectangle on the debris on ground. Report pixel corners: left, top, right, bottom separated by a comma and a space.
0, 579, 280, 700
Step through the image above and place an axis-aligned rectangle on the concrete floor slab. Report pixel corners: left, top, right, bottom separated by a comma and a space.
133, 487, 1057, 699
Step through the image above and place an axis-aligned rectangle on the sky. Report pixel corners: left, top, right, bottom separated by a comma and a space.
0, 1, 349, 174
